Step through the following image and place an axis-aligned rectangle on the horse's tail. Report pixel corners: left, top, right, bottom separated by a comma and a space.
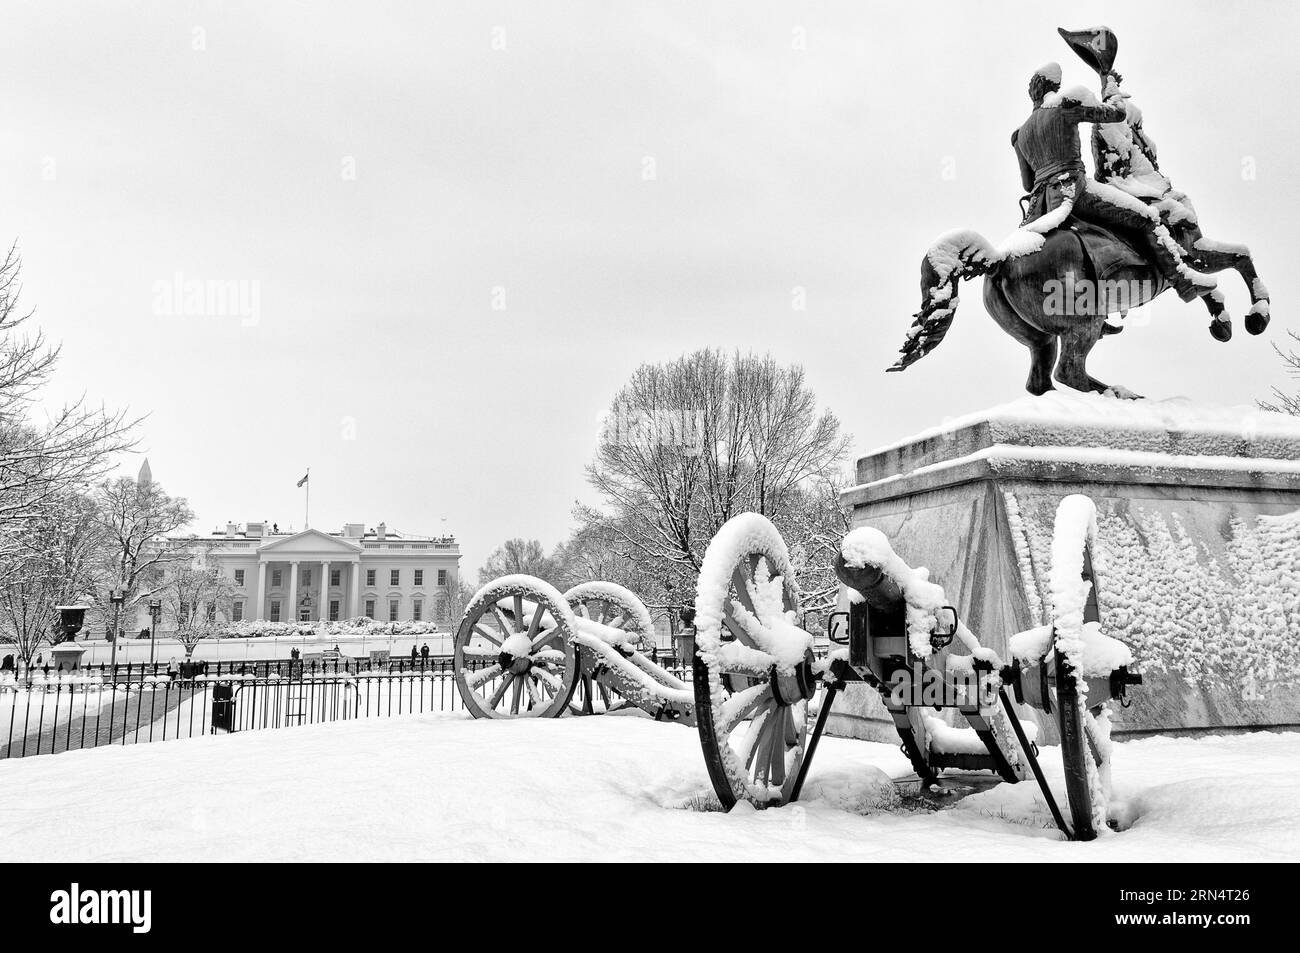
888, 230, 1001, 373
890, 197, 1075, 372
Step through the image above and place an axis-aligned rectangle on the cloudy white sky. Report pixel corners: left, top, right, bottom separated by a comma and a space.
4, 1, 1297, 576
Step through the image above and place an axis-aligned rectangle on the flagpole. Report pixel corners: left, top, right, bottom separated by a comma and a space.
305, 467, 310, 529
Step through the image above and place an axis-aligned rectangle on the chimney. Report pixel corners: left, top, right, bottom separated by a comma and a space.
344, 522, 364, 538
376, 522, 386, 540
227, 522, 239, 537
246, 521, 264, 538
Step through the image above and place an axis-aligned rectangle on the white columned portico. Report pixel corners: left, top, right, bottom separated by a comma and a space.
320, 560, 330, 621
253, 530, 363, 624
288, 561, 300, 621
256, 560, 268, 620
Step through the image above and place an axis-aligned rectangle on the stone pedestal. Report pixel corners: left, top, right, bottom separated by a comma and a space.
829, 391, 1300, 740
49, 642, 87, 673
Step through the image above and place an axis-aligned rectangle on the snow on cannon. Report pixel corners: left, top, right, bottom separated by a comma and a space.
453, 575, 694, 722
690, 496, 1142, 841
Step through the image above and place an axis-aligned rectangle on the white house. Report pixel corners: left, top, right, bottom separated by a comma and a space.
136, 519, 461, 631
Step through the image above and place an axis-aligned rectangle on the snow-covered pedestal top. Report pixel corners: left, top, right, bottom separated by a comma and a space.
845, 390, 1300, 506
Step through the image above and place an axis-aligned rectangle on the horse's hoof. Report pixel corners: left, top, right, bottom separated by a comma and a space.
1209, 318, 1232, 343
1245, 306, 1270, 336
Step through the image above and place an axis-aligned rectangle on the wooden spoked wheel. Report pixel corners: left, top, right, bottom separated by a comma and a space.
453, 577, 579, 719
1050, 526, 1110, 841
564, 582, 654, 714
564, 582, 654, 645
692, 514, 818, 809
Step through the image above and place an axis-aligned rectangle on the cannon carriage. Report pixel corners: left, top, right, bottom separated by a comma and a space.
452, 576, 693, 722
690, 495, 1140, 840
453, 494, 1140, 840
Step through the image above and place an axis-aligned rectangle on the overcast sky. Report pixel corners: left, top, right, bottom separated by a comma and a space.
4, 1, 1297, 576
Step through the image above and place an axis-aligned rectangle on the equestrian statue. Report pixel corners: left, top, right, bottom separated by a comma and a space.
889, 26, 1271, 396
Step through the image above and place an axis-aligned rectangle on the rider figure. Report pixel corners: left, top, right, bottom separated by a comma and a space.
1012, 63, 1211, 303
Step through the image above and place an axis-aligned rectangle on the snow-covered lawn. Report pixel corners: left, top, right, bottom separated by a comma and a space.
0, 712, 1295, 862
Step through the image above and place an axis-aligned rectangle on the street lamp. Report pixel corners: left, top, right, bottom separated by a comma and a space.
148, 600, 162, 666
108, 589, 125, 670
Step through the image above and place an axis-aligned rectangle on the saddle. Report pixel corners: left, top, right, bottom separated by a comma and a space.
1067, 218, 1149, 282
1020, 183, 1148, 281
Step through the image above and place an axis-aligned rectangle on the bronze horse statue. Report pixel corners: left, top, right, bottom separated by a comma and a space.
890, 27, 1270, 396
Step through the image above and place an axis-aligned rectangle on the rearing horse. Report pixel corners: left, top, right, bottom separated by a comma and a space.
890, 28, 1270, 396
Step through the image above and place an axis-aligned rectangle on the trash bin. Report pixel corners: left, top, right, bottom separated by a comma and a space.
211, 683, 235, 731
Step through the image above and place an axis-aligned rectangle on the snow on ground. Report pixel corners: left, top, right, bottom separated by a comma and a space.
1, 713, 1296, 862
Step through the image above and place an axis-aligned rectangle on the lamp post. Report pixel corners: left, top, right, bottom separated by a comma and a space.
109, 589, 125, 670
148, 600, 162, 666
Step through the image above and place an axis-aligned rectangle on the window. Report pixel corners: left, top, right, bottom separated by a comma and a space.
299, 606, 310, 622
329, 600, 340, 622
272, 569, 282, 587
438, 569, 447, 586
436, 598, 448, 622
365, 599, 375, 619
390, 569, 400, 586
414, 569, 424, 587
366, 569, 376, 587
389, 599, 399, 622
330, 569, 341, 587
179, 601, 190, 622
234, 569, 245, 587
412, 599, 422, 621
303, 568, 312, 587
270, 601, 281, 622
232, 602, 244, 622
206, 603, 217, 623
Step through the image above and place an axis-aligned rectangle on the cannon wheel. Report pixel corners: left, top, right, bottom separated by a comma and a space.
564, 581, 656, 714
692, 517, 816, 808
1050, 516, 1110, 841
453, 577, 579, 719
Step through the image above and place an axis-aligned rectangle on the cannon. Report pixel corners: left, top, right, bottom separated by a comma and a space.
452, 576, 694, 723
690, 495, 1140, 840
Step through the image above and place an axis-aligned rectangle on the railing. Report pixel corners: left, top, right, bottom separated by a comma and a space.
0, 656, 694, 761
2, 651, 688, 682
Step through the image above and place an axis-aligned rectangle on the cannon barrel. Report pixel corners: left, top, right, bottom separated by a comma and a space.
833, 552, 905, 613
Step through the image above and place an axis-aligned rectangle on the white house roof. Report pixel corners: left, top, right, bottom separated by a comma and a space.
256, 528, 365, 556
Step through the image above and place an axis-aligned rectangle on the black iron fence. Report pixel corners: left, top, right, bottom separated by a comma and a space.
4, 652, 689, 683
0, 656, 694, 761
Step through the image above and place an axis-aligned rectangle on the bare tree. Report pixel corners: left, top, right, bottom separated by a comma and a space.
0, 492, 104, 665
578, 349, 851, 615
159, 553, 236, 658
442, 578, 477, 625
767, 471, 854, 621
91, 475, 194, 633
553, 515, 686, 633
478, 538, 559, 584
0, 246, 137, 550
1260, 330, 1300, 415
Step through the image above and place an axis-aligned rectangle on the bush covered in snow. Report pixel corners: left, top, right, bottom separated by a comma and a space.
218, 618, 441, 639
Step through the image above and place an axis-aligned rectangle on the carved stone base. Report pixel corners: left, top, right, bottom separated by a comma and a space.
829, 392, 1300, 740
